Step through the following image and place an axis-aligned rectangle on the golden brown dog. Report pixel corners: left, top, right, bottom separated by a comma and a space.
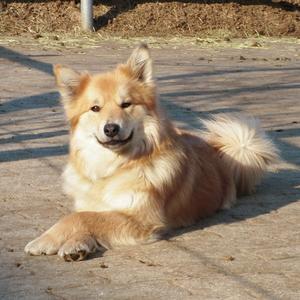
25, 44, 278, 261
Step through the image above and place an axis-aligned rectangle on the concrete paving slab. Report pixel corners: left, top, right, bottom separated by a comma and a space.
0, 39, 299, 300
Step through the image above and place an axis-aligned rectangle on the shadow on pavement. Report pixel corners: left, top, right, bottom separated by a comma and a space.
0, 145, 68, 163
0, 91, 59, 114
0, 46, 53, 75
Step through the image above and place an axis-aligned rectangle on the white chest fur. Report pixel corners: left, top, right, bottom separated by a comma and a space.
63, 164, 147, 212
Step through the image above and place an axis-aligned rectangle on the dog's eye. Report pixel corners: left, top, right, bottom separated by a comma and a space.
91, 105, 101, 112
121, 102, 132, 109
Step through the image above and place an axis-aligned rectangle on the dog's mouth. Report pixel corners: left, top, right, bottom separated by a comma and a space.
95, 130, 134, 148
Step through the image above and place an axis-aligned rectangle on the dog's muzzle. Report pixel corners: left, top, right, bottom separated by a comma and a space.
95, 130, 134, 148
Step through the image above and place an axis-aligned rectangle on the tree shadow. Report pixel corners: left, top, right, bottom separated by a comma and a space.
0, 46, 53, 75
0, 144, 68, 163
0, 129, 68, 145
0, 92, 60, 114
157, 66, 300, 82
162, 82, 300, 102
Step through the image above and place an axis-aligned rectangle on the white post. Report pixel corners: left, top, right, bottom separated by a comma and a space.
81, 0, 93, 31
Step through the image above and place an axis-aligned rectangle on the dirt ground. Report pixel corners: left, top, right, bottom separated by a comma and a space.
0, 0, 300, 38
0, 38, 299, 299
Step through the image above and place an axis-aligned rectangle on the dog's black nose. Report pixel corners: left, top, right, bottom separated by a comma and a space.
104, 123, 120, 137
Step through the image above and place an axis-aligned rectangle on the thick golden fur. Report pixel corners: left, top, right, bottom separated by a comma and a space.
25, 44, 279, 261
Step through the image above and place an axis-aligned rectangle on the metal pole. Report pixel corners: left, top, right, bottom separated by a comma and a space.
81, 0, 93, 31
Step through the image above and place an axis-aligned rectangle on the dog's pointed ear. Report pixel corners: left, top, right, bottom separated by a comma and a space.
53, 65, 88, 105
127, 43, 153, 84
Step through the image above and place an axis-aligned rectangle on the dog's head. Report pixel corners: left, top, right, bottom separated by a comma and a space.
54, 44, 164, 158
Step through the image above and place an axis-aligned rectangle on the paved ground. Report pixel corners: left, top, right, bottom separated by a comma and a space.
0, 38, 299, 300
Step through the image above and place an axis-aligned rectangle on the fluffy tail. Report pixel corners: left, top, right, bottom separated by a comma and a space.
202, 114, 279, 196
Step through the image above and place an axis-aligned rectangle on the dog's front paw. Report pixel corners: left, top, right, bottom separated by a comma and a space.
25, 234, 60, 256
58, 233, 99, 262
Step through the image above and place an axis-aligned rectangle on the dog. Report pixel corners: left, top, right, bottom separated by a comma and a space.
25, 44, 279, 261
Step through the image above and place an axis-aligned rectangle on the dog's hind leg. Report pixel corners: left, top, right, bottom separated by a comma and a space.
25, 211, 163, 261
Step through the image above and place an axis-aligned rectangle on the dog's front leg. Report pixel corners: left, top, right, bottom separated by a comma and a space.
25, 211, 162, 261
25, 212, 98, 261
